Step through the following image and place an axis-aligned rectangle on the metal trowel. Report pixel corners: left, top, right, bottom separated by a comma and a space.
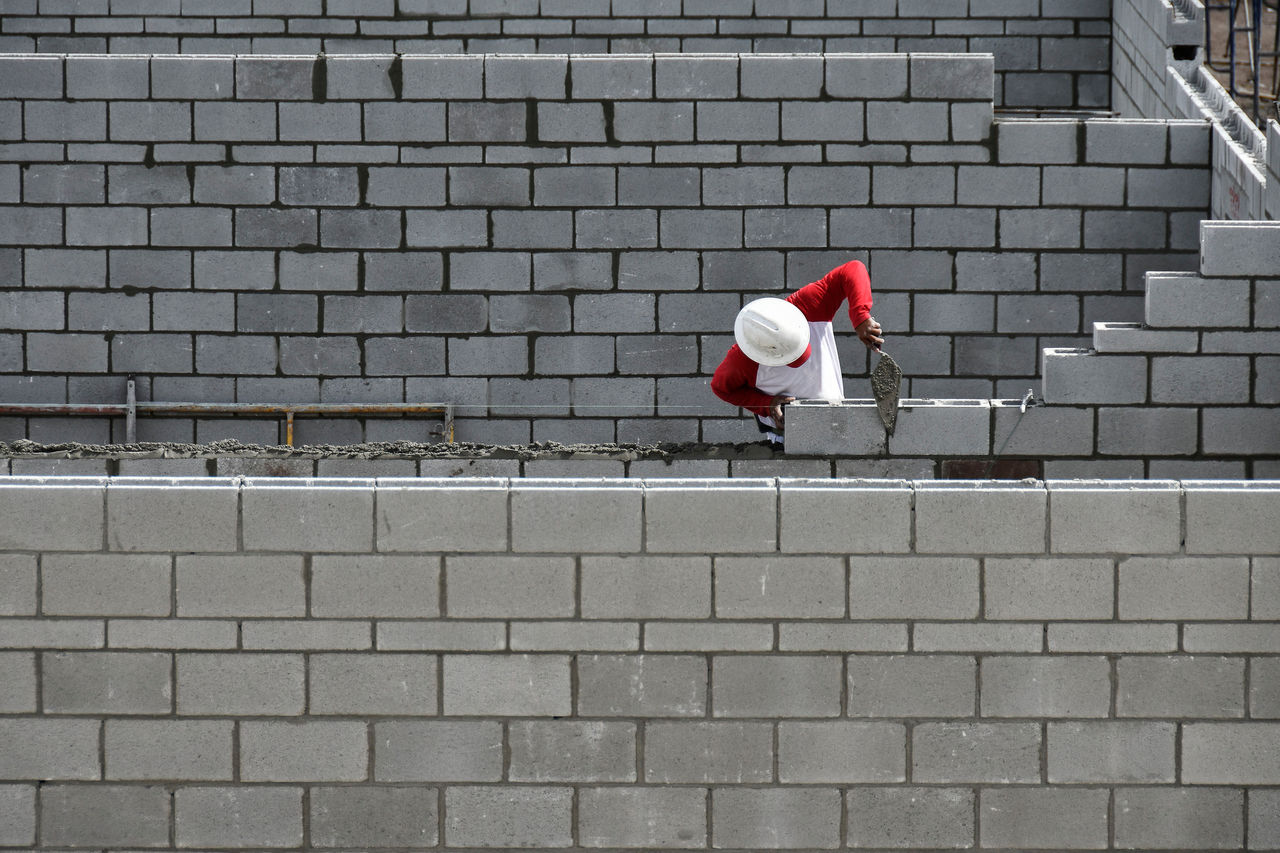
870, 349, 902, 436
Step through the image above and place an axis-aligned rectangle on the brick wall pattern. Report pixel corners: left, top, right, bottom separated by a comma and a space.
0, 53, 1211, 447
0, 0, 1112, 110
0, 476, 1277, 849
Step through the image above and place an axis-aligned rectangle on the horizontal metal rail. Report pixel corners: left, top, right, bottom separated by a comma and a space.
0, 379, 454, 446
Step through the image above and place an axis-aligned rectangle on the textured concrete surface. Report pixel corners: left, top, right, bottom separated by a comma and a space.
0, 476, 1276, 850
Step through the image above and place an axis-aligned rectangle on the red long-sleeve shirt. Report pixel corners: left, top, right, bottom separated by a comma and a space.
710, 260, 873, 416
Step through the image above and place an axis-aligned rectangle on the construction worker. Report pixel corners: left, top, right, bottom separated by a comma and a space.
711, 259, 882, 446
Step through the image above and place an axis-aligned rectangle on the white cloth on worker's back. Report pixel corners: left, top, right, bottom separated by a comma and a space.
753, 320, 844, 439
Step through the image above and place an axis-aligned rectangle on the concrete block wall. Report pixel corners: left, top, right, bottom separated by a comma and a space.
0, 476, 1278, 850
1111, 0, 1203, 120
1037, 220, 1280, 468
0, 1, 1112, 110
0, 54, 1211, 446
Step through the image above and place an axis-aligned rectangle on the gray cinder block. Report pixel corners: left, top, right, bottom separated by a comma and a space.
194, 102, 276, 141
152, 56, 233, 99
310, 653, 437, 715
0, 784, 34, 846
176, 555, 305, 618
24, 101, 105, 142
0, 718, 99, 779
106, 480, 237, 553
850, 556, 980, 619
104, 720, 233, 780
714, 556, 843, 618
0, 619, 104, 650
1117, 656, 1245, 718
194, 165, 273, 205
40, 785, 170, 848
443, 654, 570, 716
712, 788, 841, 849
1185, 482, 1280, 556
67, 55, 147, 99
0, 556, 36, 616
310, 554, 439, 618
0, 55, 63, 98
108, 619, 235, 650
310, 787, 437, 847
571, 54, 652, 98
365, 102, 447, 142
445, 786, 573, 848
578, 787, 706, 848
511, 481, 642, 553
740, 54, 822, 98
644, 721, 773, 783
1114, 788, 1244, 850
374, 720, 502, 782
778, 721, 906, 782
1054, 717, 1172, 778
377, 481, 508, 552
240, 720, 368, 782
0, 480, 103, 550
1048, 481, 1181, 554
712, 655, 842, 717
241, 481, 374, 552
43, 651, 171, 715
655, 54, 738, 99
912, 722, 1041, 783
846, 787, 975, 849
985, 557, 1113, 620
447, 556, 574, 618
235, 208, 317, 248
915, 481, 1045, 555
847, 654, 976, 717
1041, 348, 1147, 404
43, 554, 170, 617
1119, 556, 1250, 620
25, 163, 105, 204
780, 401, 886, 456
1183, 723, 1280, 783
1152, 355, 1249, 404
486, 55, 566, 99
175, 787, 303, 848
177, 653, 305, 715
401, 55, 483, 99
980, 788, 1109, 849
997, 118, 1078, 164
240, 618, 371, 651
508, 720, 636, 782
448, 101, 527, 143
24, 248, 105, 288
981, 655, 1111, 717
576, 654, 707, 717
645, 480, 776, 553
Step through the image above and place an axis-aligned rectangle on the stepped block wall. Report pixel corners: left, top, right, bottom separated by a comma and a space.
790, 220, 1280, 478
0, 54, 1210, 447
0, 477, 1277, 851
0, 0, 1112, 110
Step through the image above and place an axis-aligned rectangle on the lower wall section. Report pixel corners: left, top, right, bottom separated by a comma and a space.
1, 477, 1278, 850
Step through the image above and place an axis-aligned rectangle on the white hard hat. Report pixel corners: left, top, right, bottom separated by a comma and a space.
734, 297, 811, 367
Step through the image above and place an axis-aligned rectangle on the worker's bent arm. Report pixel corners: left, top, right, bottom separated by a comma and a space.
711, 345, 775, 416
787, 259, 873, 328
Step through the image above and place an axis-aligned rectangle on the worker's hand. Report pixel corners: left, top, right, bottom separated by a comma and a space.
856, 316, 884, 351
769, 394, 795, 431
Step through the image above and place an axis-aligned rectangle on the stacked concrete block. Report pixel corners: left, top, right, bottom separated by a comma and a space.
0, 5, 1112, 111
0, 52, 1219, 446
3, 477, 1276, 850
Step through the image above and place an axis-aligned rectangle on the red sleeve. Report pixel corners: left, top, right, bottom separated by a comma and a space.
711, 344, 773, 416
785, 259, 872, 327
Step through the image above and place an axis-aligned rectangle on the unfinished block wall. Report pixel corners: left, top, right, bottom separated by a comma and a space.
0, 53, 1211, 446
0, 477, 1278, 850
1111, 0, 1202, 121
0, 0, 1111, 110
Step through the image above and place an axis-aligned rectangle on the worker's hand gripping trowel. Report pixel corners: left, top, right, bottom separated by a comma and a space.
869, 337, 902, 436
